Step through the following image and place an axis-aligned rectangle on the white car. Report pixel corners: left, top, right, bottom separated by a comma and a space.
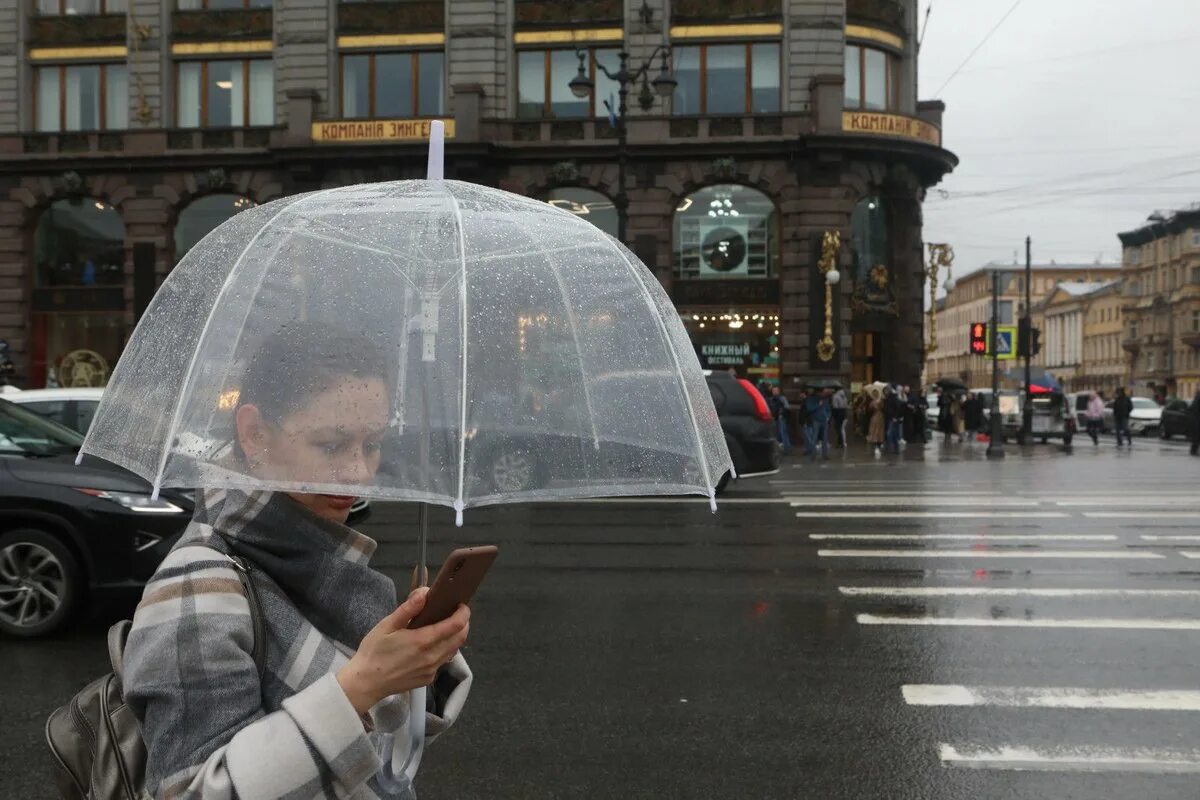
6, 387, 372, 518
1103, 396, 1162, 436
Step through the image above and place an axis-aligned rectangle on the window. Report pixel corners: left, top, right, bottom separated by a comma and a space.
177, 0, 272, 9
36, 0, 125, 13
174, 194, 257, 261
517, 48, 619, 119
850, 196, 887, 284
1127, 247, 1140, 264
673, 184, 777, 279
341, 51, 443, 118
1192, 230, 1200, 248
1193, 310, 1200, 332
33, 199, 124, 287
35, 64, 127, 131
672, 42, 780, 115
844, 44, 896, 111
543, 187, 617, 239
177, 59, 273, 127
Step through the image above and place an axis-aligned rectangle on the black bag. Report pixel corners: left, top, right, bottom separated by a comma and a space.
45, 546, 265, 800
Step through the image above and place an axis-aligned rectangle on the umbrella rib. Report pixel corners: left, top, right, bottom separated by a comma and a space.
150, 197, 304, 496
280, 221, 426, 290
432, 240, 603, 295
444, 184, 470, 524
593, 227, 718, 502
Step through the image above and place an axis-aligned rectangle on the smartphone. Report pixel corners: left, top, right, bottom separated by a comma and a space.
407, 545, 498, 629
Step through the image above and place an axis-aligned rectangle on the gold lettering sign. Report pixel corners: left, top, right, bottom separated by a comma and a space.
841, 112, 941, 147
311, 119, 457, 144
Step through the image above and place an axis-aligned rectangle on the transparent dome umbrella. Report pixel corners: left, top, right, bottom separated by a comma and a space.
80, 124, 732, 533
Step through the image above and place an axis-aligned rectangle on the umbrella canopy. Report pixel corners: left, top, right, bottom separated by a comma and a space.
79, 179, 732, 521
1005, 367, 1062, 393
864, 381, 888, 400
935, 377, 968, 393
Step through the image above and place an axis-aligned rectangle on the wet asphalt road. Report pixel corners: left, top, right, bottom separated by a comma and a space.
4, 435, 1200, 799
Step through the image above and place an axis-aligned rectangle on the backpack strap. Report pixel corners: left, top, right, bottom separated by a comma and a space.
194, 535, 269, 681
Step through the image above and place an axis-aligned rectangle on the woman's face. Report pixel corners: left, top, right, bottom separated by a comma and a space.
236, 375, 390, 524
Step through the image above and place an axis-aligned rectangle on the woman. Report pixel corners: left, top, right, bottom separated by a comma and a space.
1086, 390, 1106, 445
951, 394, 966, 442
124, 322, 472, 799
867, 392, 885, 455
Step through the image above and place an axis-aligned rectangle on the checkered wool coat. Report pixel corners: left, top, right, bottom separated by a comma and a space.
124, 489, 472, 799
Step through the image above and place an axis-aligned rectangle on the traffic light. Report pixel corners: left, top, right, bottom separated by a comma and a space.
970, 322, 987, 354
1030, 327, 1041, 356
1017, 317, 1031, 358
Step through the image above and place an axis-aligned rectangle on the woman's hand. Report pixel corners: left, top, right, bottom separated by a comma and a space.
336, 587, 471, 716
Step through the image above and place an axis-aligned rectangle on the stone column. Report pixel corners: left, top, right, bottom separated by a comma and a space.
275, 0, 332, 123
448, 0, 509, 119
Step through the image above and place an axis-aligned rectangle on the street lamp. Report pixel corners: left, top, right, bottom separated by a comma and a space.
568, 44, 676, 243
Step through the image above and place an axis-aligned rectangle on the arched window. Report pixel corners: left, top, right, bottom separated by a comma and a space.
543, 187, 617, 239
32, 198, 126, 387
175, 193, 257, 261
673, 184, 777, 279
850, 196, 888, 284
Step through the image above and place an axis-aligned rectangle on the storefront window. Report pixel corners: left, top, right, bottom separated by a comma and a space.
672, 43, 780, 115
177, 59, 273, 127
517, 48, 620, 119
34, 199, 124, 287
32, 199, 126, 387
844, 44, 896, 111
36, 0, 126, 13
341, 51, 444, 118
673, 184, 777, 279
175, 194, 257, 261
543, 188, 617, 239
35, 64, 127, 132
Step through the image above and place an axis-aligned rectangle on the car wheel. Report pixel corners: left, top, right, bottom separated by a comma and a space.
1160, 425, 1170, 440
0, 529, 82, 638
489, 447, 539, 494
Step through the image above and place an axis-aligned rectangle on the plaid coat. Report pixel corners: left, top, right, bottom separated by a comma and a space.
124, 489, 472, 799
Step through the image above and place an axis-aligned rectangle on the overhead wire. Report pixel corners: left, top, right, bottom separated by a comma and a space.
933, 0, 1026, 97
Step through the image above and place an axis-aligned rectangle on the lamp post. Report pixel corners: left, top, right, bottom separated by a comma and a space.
1022, 235, 1033, 441
987, 270, 1006, 459
568, 42, 676, 244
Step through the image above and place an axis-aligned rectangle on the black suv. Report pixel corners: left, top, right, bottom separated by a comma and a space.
0, 399, 192, 638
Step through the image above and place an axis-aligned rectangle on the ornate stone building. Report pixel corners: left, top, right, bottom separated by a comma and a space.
0, 0, 954, 392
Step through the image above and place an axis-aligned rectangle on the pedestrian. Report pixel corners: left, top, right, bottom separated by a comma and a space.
964, 392, 984, 442
805, 389, 833, 458
884, 386, 905, 454
831, 386, 848, 447
122, 324, 474, 799
1085, 390, 1105, 445
770, 386, 793, 455
867, 392, 885, 455
1190, 389, 1200, 456
950, 393, 966, 443
911, 389, 929, 443
1112, 387, 1133, 447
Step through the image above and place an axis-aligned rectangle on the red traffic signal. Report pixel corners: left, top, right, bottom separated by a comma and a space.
970, 323, 987, 354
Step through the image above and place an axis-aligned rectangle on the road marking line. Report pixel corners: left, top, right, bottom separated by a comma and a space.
1085, 512, 1200, 519
840, 586, 1200, 599
820, 549, 1160, 559
858, 614, 1200, 630
569, 497, 794, 505
1059, 499, 1200, 507
813, 534, 1116, 542
796, 511, 1070, 519
905, 685, 1200, 710
1181, 551, 1200, 559
789, 498, 1041, 507
938, 744, 1200, 773
1142, 535, 1200, 542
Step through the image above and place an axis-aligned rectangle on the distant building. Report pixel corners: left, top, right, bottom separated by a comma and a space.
1033, 280, 1123, 394
925, 262, 1121, 389
1117, 208, 1200, 400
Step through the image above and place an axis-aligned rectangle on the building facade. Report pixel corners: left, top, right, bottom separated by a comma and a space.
925, 262, 1120, 389
0, 0, 954, 393
1118, 208, 1200, 401
1034, 280, 1122, 394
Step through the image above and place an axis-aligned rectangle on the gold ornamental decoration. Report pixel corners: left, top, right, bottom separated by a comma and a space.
58, 350, 110, 387
925, 243, 955, 353
816, 230, 841, 362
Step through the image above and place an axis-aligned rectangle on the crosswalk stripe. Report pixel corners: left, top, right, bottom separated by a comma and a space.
938, 744, 1200, 773
1058, 499, 1200, 507
795, 511, 1070, 518
1180, 552, 1200, 559
858, 614, 1200, 630
789, 498, 1040, 507
812, 534, 1116, 542
1141, 535, 1200, 542
1085, 512, 1200, 519
840, 586, 1200, 599
904, 685, 1200, 710
819, 549, 1162, 559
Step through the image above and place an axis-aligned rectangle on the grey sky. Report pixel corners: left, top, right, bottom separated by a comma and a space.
916, 0, 1200, 288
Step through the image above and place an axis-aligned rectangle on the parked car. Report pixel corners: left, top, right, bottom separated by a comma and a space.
1066, 392, 1100, 432
1159, 399, 1196, 440
5, 387, 371, 522
0, 398, 193, 637
1102, 396, 1162, 436
1011, 391, 1075, 444
703, 371, 780, 490
4, 387, 103, 436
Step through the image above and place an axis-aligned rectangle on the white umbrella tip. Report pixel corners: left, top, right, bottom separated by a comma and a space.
454, 499, 464, 528
74, 451, 83, 466
709, 494, 718, 513
426, 121, 445, 181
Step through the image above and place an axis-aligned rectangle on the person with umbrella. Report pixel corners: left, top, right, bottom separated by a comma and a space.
1113, 387, 1133, 447
831, 385, 849, 447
